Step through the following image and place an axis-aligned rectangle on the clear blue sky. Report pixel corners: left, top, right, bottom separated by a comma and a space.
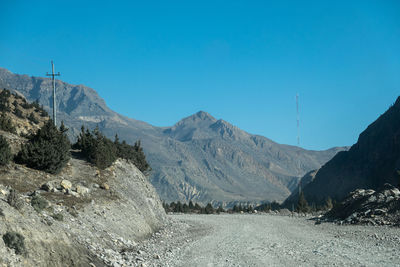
1, 1, 399, 150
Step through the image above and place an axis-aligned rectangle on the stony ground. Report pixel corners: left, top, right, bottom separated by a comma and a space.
133, 213, 400, 267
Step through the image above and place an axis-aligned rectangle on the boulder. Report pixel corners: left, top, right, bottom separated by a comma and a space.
66, 189, 79, 197
41, 180, 60, 192
323, 183, 400, 226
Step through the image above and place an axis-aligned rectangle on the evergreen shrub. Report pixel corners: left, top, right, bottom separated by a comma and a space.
0, 135, 12, 166
2, 232, 26, 255
15, 121, 70, 174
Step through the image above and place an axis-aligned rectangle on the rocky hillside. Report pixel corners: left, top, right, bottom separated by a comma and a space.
322, 183, 400, 226
0, 96, 166, 266
0, 158, 166, 266
0, 67, 346, 205
284, 96, 400, 205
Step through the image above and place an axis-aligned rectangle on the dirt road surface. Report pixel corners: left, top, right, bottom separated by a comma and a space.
136, 214, 400, 267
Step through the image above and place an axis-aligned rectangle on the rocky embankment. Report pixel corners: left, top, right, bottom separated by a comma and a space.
322, 183, 400, 226
0, 158, 166, 266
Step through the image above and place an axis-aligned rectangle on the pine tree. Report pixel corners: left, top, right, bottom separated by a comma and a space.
0, 135, 12, 166
188, 201, 194, 210
162, 201, 170, 212
0, 90, 11, 112
232, 204, 239, 213
194, 203, 202, 211
325, 197, 333, 210
182, 203, 189, 213
205, 203, 214, 214
59, 121, 68, 133
217, 205, 224, 214
73, 126, 117, 169
75, 126, 150, 172
15, 120, 70, 174
14, 108, 23, 118
175, 201, 183, 212
28, 113, 39, 124
0, 113, 16, 133
296, 191, 310, 213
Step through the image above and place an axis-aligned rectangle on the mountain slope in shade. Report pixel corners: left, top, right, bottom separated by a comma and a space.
0, 67, 346, 204
284, 96, 400, 206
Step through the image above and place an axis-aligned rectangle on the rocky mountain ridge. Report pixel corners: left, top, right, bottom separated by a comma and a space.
284, 96, 400, 206
0, 67, 347, 205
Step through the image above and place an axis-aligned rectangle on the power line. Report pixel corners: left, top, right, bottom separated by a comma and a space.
46, 61, 60, 126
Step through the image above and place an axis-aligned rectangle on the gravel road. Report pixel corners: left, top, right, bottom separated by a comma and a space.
135, 214, 400, 267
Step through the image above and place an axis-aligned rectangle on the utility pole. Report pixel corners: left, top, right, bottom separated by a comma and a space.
46, 61, 60, 126
296, 93, 301, 171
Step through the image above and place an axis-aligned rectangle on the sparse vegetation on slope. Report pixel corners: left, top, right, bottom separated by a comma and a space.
0, 88, 49, 136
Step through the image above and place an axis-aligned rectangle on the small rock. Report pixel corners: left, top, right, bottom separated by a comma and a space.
153, 254, 160, 259
66, 189, 79, 197
41, 182, 53, 192
76, 185, 90, 195
101, 183, 110, 190
60, 179, 72, 190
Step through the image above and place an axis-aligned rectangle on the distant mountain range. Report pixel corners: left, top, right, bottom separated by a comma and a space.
284, 96, 400, 206
0, 67, 346, 205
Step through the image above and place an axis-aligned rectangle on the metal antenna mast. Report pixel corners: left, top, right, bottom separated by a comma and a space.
296, 93, 300, 146
296, 93, 301, 177
46, 61, 60, 126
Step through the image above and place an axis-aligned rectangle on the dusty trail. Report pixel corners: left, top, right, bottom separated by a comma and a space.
138, 214, 400, 267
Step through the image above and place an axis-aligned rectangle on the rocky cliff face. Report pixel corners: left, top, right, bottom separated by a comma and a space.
0, 67, 346, 205
286, 96, 400, 205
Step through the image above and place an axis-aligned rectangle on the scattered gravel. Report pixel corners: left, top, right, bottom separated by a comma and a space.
133, 213, 400, 267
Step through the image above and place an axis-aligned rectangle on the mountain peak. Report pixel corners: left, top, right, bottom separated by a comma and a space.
191, 111, 216, 121
173, 110, 217, 126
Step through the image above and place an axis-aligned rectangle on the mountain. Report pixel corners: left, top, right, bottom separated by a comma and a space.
0, 67, 346, 205
284, 96, 400, 206
155, 111, 345, 204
